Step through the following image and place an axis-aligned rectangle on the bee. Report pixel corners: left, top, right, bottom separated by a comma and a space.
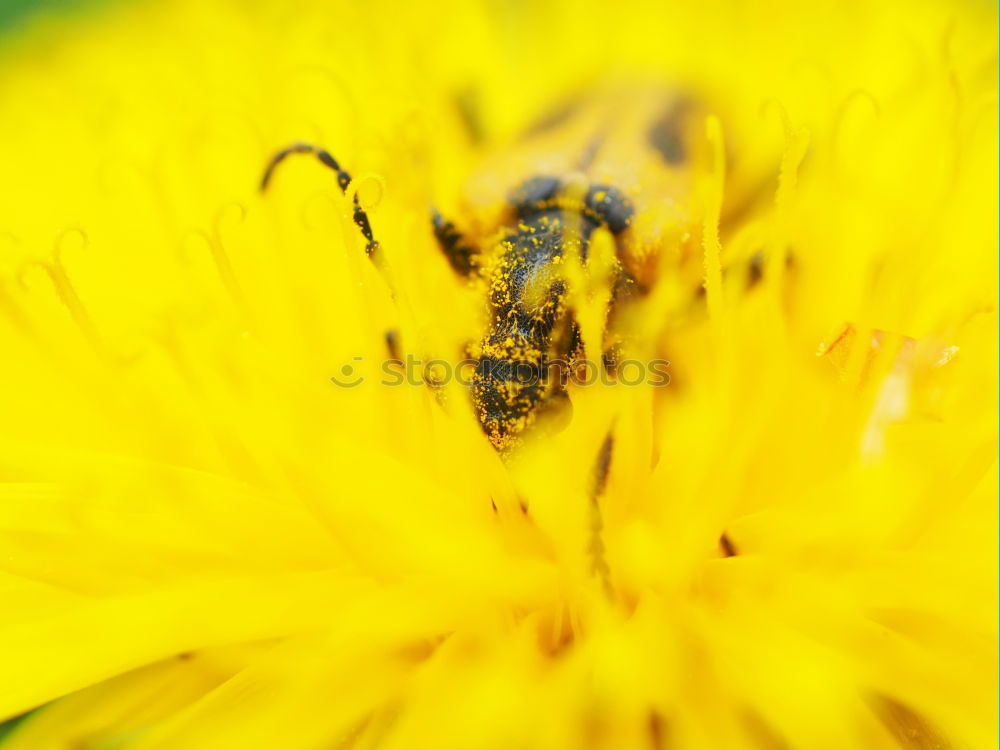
261, 84, 710, 455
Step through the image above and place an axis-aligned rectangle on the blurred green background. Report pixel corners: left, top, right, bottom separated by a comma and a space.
0, 0, 102, 32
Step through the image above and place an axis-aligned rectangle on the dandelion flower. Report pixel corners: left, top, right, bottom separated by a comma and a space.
0, 0, 995, 748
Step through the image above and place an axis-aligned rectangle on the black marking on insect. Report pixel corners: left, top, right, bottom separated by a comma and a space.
575, 133, 605, 170
647, 101, 690, 165
521, 95, 583, 138
468, 177, 634, 451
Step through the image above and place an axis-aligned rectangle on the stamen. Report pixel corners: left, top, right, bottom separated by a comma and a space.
588, 432, 614, 599
0, 233, 31, 334
18, 229, 104, 355
769, 105, 809, 292
702, 115, 726, 322
184, 202, 249, 316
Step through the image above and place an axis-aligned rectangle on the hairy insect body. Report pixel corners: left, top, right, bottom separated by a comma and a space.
473, 180, 635, 452
476, 212, 572, 449
262, 85, 704, 455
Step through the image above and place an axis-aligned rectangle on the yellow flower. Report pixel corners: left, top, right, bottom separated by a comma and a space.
0, 0, 996, 748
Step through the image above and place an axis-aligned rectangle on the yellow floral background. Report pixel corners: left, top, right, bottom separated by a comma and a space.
0, 0, 996, 748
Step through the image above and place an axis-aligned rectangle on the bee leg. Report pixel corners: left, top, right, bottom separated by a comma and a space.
432, 209, 480, 278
